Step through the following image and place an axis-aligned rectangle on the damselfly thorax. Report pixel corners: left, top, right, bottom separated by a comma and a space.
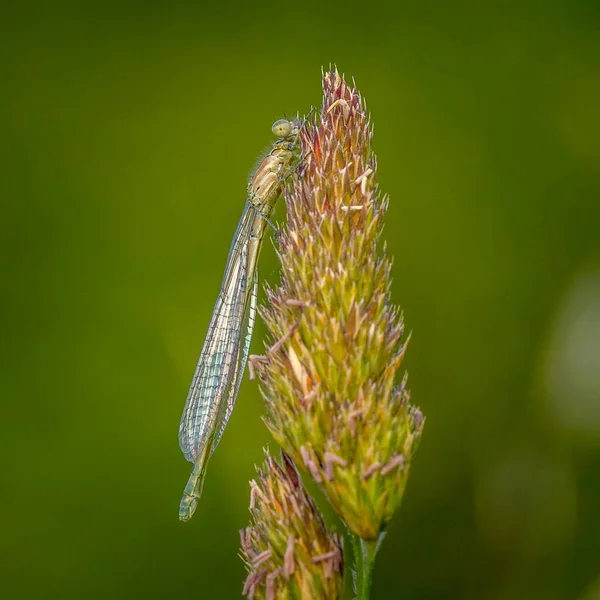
247, 119, 300, 218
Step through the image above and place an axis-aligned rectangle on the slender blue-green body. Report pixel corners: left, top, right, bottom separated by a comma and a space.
178, 119, 300, 521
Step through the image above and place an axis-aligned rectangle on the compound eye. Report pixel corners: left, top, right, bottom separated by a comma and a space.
271, 119, 292, 138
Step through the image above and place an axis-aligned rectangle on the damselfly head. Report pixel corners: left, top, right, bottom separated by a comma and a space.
271, 119, 295, 139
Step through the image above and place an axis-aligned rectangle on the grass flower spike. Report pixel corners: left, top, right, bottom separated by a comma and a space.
254, 69, 425, 542
240, 450, 343, 600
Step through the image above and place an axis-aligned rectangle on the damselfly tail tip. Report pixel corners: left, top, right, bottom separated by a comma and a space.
179, 493, 199, 522
179, 452, 209, 521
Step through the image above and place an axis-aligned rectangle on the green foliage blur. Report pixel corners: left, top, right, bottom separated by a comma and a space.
1, 1, 599, 599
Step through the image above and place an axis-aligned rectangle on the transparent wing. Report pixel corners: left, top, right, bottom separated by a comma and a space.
178, 206, 255, 462
214, 267, 258, 448
178, 267, 258, 521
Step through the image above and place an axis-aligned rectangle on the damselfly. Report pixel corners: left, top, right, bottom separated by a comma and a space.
178, 118, 301, 521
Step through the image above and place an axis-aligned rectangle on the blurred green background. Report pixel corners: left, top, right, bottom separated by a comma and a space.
1, 1, 599, 598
